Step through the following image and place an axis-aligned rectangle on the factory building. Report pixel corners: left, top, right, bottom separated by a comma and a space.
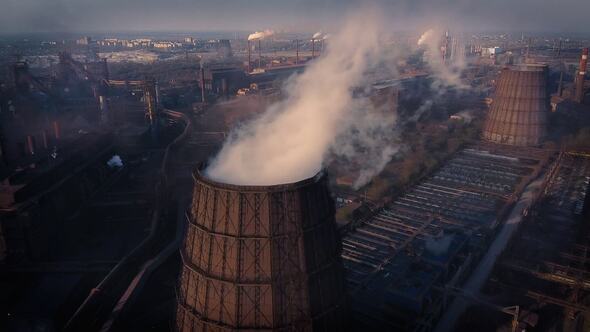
199, 65, 248, 99
482, 64, 549, 146
175, 168, 347, 331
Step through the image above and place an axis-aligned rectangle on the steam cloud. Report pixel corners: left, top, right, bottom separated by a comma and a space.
417, 27, 467, 88
248, 29, 275, 41
417, 29, 433, 46
206, 10, 397, 187
425, 232, 454, 256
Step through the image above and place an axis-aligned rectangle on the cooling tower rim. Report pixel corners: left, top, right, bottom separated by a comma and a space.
502, 64, 548, 72
193, 163, 326, 192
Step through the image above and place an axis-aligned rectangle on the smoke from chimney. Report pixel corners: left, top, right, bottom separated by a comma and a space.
248, 29, 274, 41
206, 9, 398, 187
417, 29, 433, 46
417, 27, 467, 88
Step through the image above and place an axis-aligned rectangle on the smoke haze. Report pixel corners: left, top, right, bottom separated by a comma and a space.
2, 0, 589, 34
206, 8, 397, 186
417, 27, 467, 88
247, 29, 274, 41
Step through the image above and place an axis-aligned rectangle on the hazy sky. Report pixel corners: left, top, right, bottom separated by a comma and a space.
1, 0, 588, 34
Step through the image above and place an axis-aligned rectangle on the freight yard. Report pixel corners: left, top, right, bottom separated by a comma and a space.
1, 4, 590, 332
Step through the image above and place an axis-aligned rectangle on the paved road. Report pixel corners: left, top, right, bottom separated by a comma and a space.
434, 176, 545, 332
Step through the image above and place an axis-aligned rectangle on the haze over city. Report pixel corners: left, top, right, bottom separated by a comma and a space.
2, 0, 590, 33
0, 1, 590, 332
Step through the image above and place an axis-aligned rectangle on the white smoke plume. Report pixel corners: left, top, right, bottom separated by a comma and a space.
312, 31, 323, 39
206, 9, 398, 187
417, 27, 467, 88
453, 110, 475, 123
425, 232, 454, 256
248, 29, 274, 41
107, 155, 123, 168
407, 99, 434, 123
417, 29, 433, 46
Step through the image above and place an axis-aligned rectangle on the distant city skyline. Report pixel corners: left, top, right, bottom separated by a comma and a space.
1, 0, 589, 34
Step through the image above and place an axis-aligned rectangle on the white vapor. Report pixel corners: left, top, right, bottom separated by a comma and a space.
417, 27, 467, 88
248, 29, 274, 41
417, 29, 433, 46
312, 31, 323, 39
206, 9, 398, 187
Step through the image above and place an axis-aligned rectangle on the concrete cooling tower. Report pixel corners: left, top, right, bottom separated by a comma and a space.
483, 64, 549, 146
175, 167, 347, 331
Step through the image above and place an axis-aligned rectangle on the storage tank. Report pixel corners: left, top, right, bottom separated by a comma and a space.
483, 64, 549, 146
175, 167, 347, 331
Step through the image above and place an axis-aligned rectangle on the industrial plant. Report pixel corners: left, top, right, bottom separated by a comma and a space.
1, 2, 590, 332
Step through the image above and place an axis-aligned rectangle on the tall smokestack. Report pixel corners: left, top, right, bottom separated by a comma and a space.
99, 95, 109, 124
154, 81, 160, 107
557, 70, 564, 97
102, 58, 109, 80
200, 65, 206, 103
575, 47, 588, 103
312, 38, 315, 58
258, 39, 262, 69
247, 40, 251, 72
296, 39, 299, 64
26, 135, 35, 156
53, 121, 60, 140
525, 38, 531, 61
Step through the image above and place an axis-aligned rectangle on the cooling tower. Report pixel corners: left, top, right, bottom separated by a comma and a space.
483, 65, 549, 146
175, 167, 347, 331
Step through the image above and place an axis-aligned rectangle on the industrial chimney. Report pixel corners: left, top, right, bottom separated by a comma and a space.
483, 64, 549, 146
296, 39, 299, 64
175, 167, 348, 331
247, 40, 252, 73
258, 39, 262, 69
200, 64, 206, 104
575, 48, 588, 103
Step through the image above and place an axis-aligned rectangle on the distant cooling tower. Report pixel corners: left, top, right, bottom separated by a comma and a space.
483, 65, 549, 146
175, 168, 347, 331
